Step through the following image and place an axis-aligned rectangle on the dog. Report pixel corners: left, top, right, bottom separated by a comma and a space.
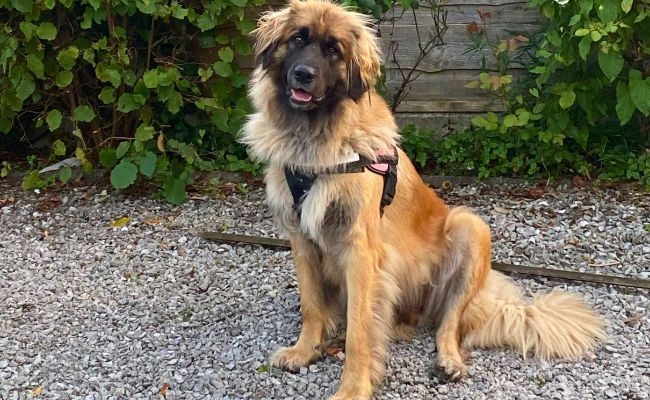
242, 1, 605, 398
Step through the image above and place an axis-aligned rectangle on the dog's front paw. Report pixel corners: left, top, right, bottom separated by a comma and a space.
433, 355, 468, 382
270, 345, 319, 371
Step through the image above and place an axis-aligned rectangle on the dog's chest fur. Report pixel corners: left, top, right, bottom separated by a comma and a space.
265, 166, 358, 247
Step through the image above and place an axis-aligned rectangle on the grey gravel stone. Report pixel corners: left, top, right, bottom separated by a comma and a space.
0, 181, 648, 399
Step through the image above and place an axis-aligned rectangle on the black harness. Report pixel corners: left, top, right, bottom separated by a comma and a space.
284, 149, 398, 216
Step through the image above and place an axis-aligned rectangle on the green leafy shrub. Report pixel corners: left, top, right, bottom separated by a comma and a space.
435, 0, 650, 185
0, 0, 263, 203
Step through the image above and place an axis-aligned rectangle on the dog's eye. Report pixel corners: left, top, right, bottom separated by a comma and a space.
328, 46, 338, 55
294, 36, 304, 45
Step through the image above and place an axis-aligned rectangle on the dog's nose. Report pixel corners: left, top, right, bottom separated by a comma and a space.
293, 64, 315, 84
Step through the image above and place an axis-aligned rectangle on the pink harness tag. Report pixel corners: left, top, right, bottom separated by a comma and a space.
368, 163, 388, 173
367, 149, 394, 173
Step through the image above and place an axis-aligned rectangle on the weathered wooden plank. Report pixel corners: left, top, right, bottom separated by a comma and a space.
386, 2, 540, 25
438, 0, 528, 5
396, 99, 503, 113
383, 68, 529, 101
381, 41, 523, 72
378, 23, 541, 45
394, 112, 476, 134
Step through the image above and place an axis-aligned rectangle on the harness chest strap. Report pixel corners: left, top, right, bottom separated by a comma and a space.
284, 148, 398, 216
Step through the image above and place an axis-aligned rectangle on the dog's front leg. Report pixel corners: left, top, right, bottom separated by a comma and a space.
271, 234, 334, 371
331, 239, 393, 400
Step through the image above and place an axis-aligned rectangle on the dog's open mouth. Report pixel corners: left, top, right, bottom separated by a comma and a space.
290, 88, 313, 104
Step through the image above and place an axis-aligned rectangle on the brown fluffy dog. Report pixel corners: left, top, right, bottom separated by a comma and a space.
242, 1, 605, 398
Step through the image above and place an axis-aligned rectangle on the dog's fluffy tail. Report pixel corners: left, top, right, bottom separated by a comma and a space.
461, 270, 605, 360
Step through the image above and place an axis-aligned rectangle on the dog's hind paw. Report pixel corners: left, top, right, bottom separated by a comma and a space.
270, 345, 320, 371
432, 355, 468, 383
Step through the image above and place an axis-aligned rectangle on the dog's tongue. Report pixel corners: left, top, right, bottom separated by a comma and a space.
291, 89, 312, 102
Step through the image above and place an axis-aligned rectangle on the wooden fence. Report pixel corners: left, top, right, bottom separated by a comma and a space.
378, 0, 542, 133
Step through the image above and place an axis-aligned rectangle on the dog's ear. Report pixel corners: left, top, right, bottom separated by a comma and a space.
252, 6, 292, 69
348, 23, 382, 99
348, 61, 367, 100
260, 42, 279, 70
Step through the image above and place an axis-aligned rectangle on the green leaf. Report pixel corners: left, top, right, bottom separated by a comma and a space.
56, 46, 79, 70
16, 72, 35, 101
634, 11, 647, 23
629, 70, 650, 116
51, 139, 66, 156
196, 13, 216, 31
579, 0, 593, 14
19, 22, 35, 40
230, 0, 247, 7
615, 81, 635, 125
86, 0, 101, 10
166, 92, 183, 113
598, 51, 624, 82
198, 67, 213, 82
215, 34, 230, 45
72, 105, 96, 122
590, 30, 602, 42
11, 0, 33, 13
212, 108, 229, 131
559, 88, 576, 109
26, 54, 44, 79
46, 109, 62, 131
98, 87, 116, 104
142, 70, 158, 88
156, 69, 179, 86
22, 170, 42, 190
218, 47, 234, 63
43, 0, 55, 9
0, 118, 11, 134
117, 93, 146, 113
96, 63, 122, 87
578, 36, 592, 60
136, 0, 157, 14
171, 3, 188, 19
36, 22, 57, 40
574, 28, 590, 37
135, 124, 155, 142
568, 14, 581, 26
55, 70, 73, 87
213, 61, 233, 77
236, 20, 256, 36
115, 141, 131, 159
502, 114, 517, 128
163, 176, 187, 204
621, 0, 633, 13
58, 166, 72, 183
110, 161, 138, 189
99, 148, 118, 168
597, 0, 619, 23
72, 129, 83, 141
137, 151, 157, 178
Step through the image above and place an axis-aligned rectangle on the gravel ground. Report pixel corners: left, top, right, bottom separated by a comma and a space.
0, 178, 648, 400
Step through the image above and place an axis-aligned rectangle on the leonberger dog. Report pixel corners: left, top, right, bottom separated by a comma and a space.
242, 0, 605, 398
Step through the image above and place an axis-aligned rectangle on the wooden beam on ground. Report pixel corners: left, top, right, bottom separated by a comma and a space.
196, 231, 650, 290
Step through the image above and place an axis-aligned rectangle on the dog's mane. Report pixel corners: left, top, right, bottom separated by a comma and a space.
241, 0, 400, 171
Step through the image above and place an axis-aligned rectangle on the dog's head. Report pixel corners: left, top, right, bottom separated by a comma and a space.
252, 0, 381, 111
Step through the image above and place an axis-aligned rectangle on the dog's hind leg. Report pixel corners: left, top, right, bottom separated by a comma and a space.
431, 207, 491, 382
270, 234, 338, 371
